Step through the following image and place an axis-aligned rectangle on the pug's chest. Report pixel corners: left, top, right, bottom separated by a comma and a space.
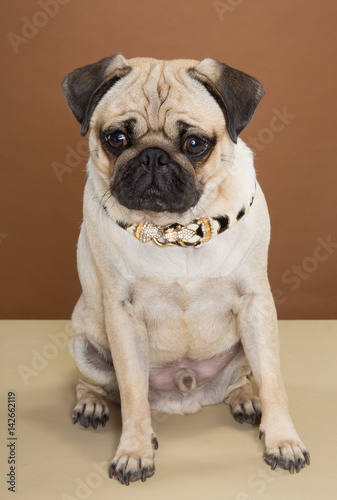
133, 277, 241, 363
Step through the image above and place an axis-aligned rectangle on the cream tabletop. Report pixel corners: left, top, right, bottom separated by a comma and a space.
0, 320, 336, 500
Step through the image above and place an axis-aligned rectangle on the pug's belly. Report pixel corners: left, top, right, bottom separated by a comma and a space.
149, 341, 243, 392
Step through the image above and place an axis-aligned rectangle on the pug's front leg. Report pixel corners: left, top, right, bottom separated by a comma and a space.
105, 299, 158, 485
237, 291, 310, 474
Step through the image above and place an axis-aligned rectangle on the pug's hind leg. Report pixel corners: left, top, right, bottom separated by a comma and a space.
69, 335, 119, 429
72, 380, 110, 429
225, 378, 262, 425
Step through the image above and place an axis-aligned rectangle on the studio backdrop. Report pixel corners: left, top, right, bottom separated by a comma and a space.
1, 0, 336, 319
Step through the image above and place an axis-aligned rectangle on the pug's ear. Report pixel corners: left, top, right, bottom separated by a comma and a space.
61, 54, 131, 136
189, 58, 265, 143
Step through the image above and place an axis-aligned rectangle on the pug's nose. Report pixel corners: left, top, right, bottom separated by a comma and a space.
138, 148, 170, 169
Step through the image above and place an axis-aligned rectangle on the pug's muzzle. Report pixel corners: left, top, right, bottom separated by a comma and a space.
110, 147, 202, 213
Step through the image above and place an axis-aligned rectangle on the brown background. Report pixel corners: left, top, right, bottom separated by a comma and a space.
1, 0, 336, 319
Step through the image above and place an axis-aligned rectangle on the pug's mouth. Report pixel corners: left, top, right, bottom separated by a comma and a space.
111, 182, 202, 214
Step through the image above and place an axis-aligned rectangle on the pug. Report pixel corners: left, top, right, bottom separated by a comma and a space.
62, 55, 310, 485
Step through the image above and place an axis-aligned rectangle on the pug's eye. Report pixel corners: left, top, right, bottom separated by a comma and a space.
183, 136, 208, 155
105, 131, 128, 149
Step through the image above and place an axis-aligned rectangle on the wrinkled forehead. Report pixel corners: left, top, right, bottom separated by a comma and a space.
91, 58, 225, 137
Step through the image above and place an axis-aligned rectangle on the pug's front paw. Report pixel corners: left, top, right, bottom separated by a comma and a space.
259, 423, 310, 474
109, 434, 158, 485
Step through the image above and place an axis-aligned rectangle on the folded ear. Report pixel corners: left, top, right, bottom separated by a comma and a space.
61, 54, 131, 135
189, 58, 265, 143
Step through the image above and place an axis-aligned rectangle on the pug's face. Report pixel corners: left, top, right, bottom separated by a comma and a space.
62, 55, 264, 218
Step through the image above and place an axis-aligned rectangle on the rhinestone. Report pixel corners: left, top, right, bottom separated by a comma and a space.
188, 235, 201, 244
186, 223, 199, 231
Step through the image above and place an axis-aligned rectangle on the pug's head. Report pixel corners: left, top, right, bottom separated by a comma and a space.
62, 55, 264, 219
